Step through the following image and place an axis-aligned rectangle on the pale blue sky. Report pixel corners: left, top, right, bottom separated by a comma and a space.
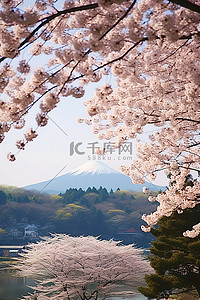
0, 87, 101, 187
0, 86, 168, 188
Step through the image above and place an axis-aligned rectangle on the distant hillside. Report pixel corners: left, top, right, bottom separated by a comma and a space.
0, 185, 159, 247
24, 161, 166, 193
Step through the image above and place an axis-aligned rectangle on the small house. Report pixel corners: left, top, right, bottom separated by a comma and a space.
24, 224, 39, 238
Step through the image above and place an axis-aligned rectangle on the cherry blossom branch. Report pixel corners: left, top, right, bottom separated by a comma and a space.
96, 38, 147, 68
15, 1, 140, 111
144, 111, 200, 124
0, 3, 99, 63
184, 150, 200, 158
156, 38, 190, 64
0, 1, 137, 64
19, 3, 98, 49
69, 37, 148, 84
180, 166, 200, 172
169, 0, 200, 14
188, 142, 200, 148
13, 38, 146, 119
176, 118, 200, 123
20, 12, 67, 53
58, 1, 140, 91
99, 0, 137, 41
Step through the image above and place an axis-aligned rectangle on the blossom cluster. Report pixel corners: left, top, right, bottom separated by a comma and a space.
183, 222, 200, 238
141, 170, 200, 232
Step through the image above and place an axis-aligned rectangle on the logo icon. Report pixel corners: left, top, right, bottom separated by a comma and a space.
70, 142, 85, 156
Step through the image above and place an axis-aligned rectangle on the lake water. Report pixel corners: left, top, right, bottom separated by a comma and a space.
0, 273, 35, 299
0, 258, 147, 300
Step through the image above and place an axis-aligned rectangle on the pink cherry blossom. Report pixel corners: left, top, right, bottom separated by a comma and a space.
16, 234, 152, 299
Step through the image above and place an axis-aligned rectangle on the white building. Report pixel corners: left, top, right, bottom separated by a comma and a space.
24, 224, 39, 238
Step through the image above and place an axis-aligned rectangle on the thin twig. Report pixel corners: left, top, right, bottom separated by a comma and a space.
99, 0, 137, 41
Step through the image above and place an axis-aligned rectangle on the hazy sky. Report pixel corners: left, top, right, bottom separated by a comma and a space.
0, 87, 101, 187
0, 84, 168, 189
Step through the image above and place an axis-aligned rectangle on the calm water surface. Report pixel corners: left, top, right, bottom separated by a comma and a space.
0, 258, 147, 300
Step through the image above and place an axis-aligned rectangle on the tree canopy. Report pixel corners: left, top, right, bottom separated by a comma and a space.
16, 234, 152, 299
139, 204, 200, 299
0, 0, 199, 234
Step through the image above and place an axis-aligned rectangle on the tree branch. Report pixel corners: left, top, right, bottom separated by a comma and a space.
0, 3, 99, 63
169, 0, 200, 13
187, 142, 200, 148
99, 0, 137, 41
96, 38, 147, 67
19, 3, 98, 49
176, 117, 200, 123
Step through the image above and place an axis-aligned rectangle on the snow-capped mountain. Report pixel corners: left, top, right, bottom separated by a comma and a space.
24, 161, 165, 194
69, 161, 121, 176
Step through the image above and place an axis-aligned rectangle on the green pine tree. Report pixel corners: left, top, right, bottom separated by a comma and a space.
139, 204, 200, 299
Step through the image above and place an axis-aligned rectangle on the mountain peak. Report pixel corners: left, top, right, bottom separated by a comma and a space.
24, 161, 165, 193
69, 161, 120, 176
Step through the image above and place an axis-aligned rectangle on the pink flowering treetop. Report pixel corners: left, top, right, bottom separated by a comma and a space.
0, 0, 199, 234
16, 234, 152, 299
